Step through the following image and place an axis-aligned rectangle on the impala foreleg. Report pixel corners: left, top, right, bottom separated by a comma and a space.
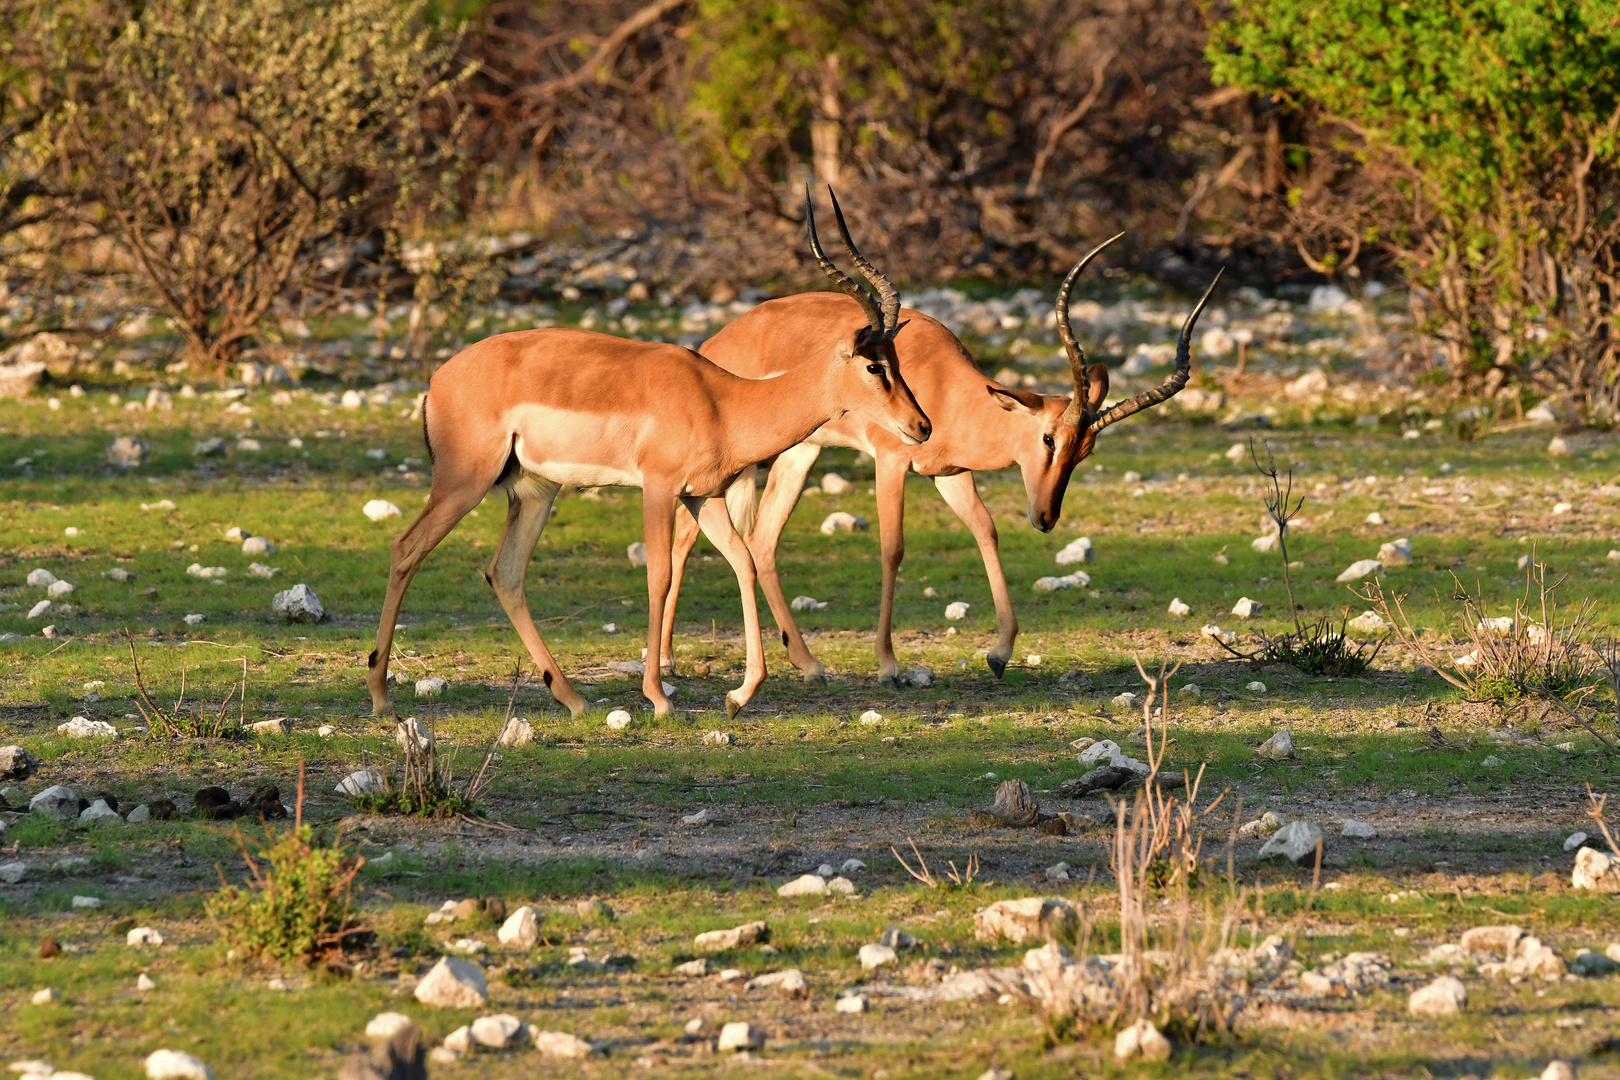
695, 496, 766, 718
640, 488, 678, 715
660, 506, 702, 672
747, 443, 824, 679
484, 481, 587, 717
872, 453, 910, 687
934, 471, 1018, 677
367, 484, 486, 716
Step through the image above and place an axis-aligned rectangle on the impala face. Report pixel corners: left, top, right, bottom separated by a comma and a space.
988, 362, 1110, 533
843, 330, 931, 446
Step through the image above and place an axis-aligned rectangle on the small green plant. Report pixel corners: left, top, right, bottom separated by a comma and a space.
126, 629, 247, 739
208, 767, 368, 965
347, 683, 505, 819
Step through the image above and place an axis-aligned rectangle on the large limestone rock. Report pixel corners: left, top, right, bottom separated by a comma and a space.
1573, 847, 1620, 892
0, 745, 39, 780
532, 1030, 594, 1058
1113, 1018, 1171, 1062
497, 906, 539, 949
272, 583, 324, 623
1408, 975, 1467, 1017
30, 785, 80, 821
1258, 820, 1324, 866
974, 897, 1079, 946
413, 956, 488, 1008
693, 920, 768, 951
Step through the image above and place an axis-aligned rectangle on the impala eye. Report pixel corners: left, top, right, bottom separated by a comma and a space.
1043, 433, 1055, 449
866, 363, 884, 375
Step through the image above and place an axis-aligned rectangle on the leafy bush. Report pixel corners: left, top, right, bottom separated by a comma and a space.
25, 0, 466, 374
208, 780, 367, 964
1207, 1, 1620, 409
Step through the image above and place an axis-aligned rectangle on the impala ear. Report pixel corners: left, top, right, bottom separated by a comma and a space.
1085, 363, 1110, 412
987, 384, 1044, 413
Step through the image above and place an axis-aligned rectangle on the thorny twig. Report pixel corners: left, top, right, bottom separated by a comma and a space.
1588, 784, 1619, 856
1250, 436, 1305, 633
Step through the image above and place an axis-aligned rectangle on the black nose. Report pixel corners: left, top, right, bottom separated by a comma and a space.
918, 421, 932, 440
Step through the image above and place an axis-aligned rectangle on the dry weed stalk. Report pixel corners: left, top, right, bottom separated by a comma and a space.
125, 627, 246, 738
891, 834, 979, 889
348, 682, 503, 819
1588, 784, 1619, 855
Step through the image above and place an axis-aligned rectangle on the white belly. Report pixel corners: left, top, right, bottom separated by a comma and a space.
534, 461, 643, 488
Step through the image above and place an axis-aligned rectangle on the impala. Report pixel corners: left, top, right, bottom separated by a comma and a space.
366, 190, 929, 718
661, 237, 1220, 684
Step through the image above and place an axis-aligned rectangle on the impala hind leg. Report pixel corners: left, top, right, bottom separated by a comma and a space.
872, 452, 910, 687
484, 480, 587, 717
746, 443, 824, 679
640, 486, 678, 715
692, 496, 767, 718
367, 482, 488, 716
659, 505, 702, 672
934, 471, 1018, 677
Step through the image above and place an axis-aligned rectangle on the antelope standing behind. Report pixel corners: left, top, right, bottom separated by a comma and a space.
366, 191, 929, 718
661, 237, 1220, 684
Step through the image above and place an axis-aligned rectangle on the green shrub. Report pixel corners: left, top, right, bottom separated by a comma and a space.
208, 823, 366, 964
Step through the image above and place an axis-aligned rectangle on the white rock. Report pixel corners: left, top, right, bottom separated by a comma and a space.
27, 568, 58, 587
396, 717, 432, 751
703, 730, 736, 745
31, 988, 57, 1005
1246, 680, 1267, 693
1341, 819, 1379, 839
365, 1012, 415, 1040
1526, 401, 1561, 425
1256, 730, 1296, 759
779, 874, 829, 897
1167, 597, 1191, 617
820, 511, 869, 534
248, 563, 280, 577
26, 599, 51, 619
250, 718, 292, 736
186, 563, 227, 578
1478, 616, 1516, 634
1541, 1063, 1576, 1080
1251, 532, 1279, 553
746, 968, 809, 997
498, 717, 534, 748
607, 660, 645, 676
1201, 326, 1235, 357
902, 666, 935, 687
59, 717, 118, 739
1045, 862, 1071, 881
1337, 558, 1383, 583
137, 973, 156, 991
1408, 975, 1467, 1017
128, 926, 164, 947
1258, 820, 1324, 866
860, 943, 898, 970
414, 956, 488, 1008
627, 542, 647, 567
692, 921, 768, 951
106, 567, 133, 582
439, 1027, 471, 1056
144, 1050, 213, 1080
790, 595, 830, 611
841, 858, 866, 874
1114, 1018, 1171, 1062
835, 994, 869, 1013
241, 536, 274, 556
859, 709, 883, 725
1378, 538, 1412, 566
827, 876, 856, 895
1564, 832, 1589, 852
1111, 691, 1138, 709
182, 614, 207, 627
271, 583, 324, 623
363, 499, 402, 522
605, 710, 633, 731
944, 601, 970, 620
532, 1030, 594, 1058
126, 805, 151, 823
470, 1014, 528, 1049
819, 472, 853, 494
79, 800, 121, 826
1308, 284, 1350, 313
1200, 623, 1236, 645
1034, 570, 1090, 591
498, 906, 540, 949
1232, 596, 1263, 618
717, 1023, 765, 1051
1177, 683, 1201, 699
1055, 536, 1094, 564
0, 861, 26, 884
46, 580, 74, 599
1573, 847, 1620, 892
414, 677, 448, 699
1347, 610, 1387, 634
1481, 754, 1503, 768
30, 785, 80, 820
335, 769, 384, 796
1225, 442, 1247, 463
974, 897, 1080, 945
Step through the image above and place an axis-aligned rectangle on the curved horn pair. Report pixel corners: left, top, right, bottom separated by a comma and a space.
1085, 269, 1223, 434
1057, 233, 1124, 425
805, 185, 901, 340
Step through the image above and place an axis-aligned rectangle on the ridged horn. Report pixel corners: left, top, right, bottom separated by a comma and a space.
826, 186, 900, 337
805, 185, 884, 332
1057, 233, 1123, 425
1086, 268, 1224, 434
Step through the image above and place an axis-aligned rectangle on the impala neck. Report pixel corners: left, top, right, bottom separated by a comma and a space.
717, 359, 850, 466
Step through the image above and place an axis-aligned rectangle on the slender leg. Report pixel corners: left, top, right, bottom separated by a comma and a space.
934, 471, 1018, 677
694, 496, 767, 717
483, 481, 587, 717
660, 503, 703, 671
872, 451, 909, 686
640, 485, 678, 715
366, 478, 488, 715
744, 443, 824, 679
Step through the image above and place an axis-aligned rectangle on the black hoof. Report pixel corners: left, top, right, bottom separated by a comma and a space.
986, 655, 1007, 679
878, 674, 901, 690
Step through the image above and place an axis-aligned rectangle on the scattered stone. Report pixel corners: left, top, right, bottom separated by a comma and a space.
577, 898, 614, 920
860, 943, 898, 970
835, 993, 869, 1014
821, 472, 852, 494
470, 1014, 528, 1049
626, 542, 647, 567
674, 958, 709, 977
1055, 536, 1094, 564
1408, 975, 1467, 1017
1114, 1018, 1171, 1062
1572, 949, 1618, 976
193, 436, 226, 456
746, 968, 809, 997
1111, 691, 1138, 709
47, 580, 74, 599
248, 563, 280, 577
58, 716, 117, 739
1200, 623, 1236, 645
532, 1030, 594, 1058
901, 666, 935, 688
31, 988, 58, 1005
1379, 538, 1413, 566
778, 874, 829, 897
1177, 683, 1201, 699
1251, 532, 1279, 553
1034, 570, 1090, 591
0, 861, 27, 884
605, 710, 633, 731
1460, 925, 1522, 955
1237, 810, 1283, 838
241, 536, 274, 556
250, 718, 293, 736
27, 568, 59, 588
335, 769, 383, 796
144, 1050, 214, 1080
820, 511, 869, 534
702, 730, 735, 746
1541, 1063, 1576, 1080
1167, 597, 1191, 617
1480, 754, 1503, 768
974, 898, 1079, 946
1564, 832, 1589, 852
107, 435, 150, 468
1246, 680, 1267, 693
1232, 596, 1263, 618
365, 1012, 416, 1040
693, 921, 768, 951
106, 567, 134, 582
1347, 610, 1388, 634
1258, 820, 1324, 866
498, 717, 534, 748
26, 600, 51, 619
1045, 862, 1071, 881
790, 595, 830, 612
1341, 819, 1379, 839
717, 1023, 764, 1052
841, 858, 866, 874
944, 601, 970, 620
363, 499, 402, 522
186, 563, 227, 579
137, 973, 156, 991
127, 926, 164, 947
182, 614, 207, 627
859, 709, 883, 725
413, 956, 488, 1008
498, 906, 540, 949
1256, 730, 1296, 759
988, 779, 1041, 826
79, 800, 121, 826
1573, 847, 1620, 892
414, 677, 448, 699
271, 583, 324, 622
1337, 558, 1383, 583
0, 745, 39, 780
